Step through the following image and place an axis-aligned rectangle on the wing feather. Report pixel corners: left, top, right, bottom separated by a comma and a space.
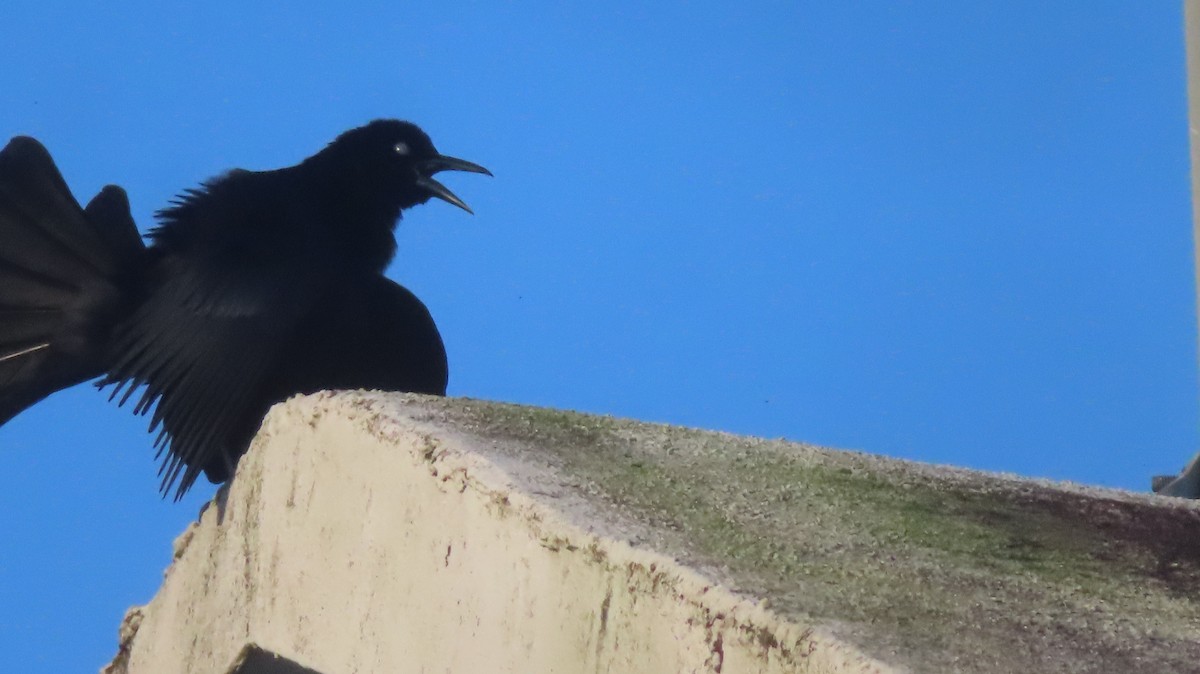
101, 252, 312, 498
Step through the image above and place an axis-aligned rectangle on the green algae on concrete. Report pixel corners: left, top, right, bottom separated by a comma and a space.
390, 394, 1200, 674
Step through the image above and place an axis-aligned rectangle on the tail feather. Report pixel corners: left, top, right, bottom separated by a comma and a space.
0, 257, 79, 309
84, 186, 145, 266
0, 307, 59, 350
0, 138, 122, 277
0, 136, 145, 427
0, 343, 49, 362
0, 198, 96, 290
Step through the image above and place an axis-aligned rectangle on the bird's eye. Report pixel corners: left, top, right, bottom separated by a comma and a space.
394, 142, 410, 156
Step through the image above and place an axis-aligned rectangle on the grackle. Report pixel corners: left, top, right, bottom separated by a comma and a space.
0, 120, 490, 498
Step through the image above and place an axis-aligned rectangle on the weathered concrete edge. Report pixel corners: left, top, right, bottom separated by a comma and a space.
104, 392, 900, 674
343, 395, 900, 674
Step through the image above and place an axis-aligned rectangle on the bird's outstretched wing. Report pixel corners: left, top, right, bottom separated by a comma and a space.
101, 251, 313, 499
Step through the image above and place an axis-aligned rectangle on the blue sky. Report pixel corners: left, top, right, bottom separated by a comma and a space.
0, 3, 1191, 671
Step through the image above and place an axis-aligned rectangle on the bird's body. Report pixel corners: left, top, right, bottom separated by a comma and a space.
0, 120, 489, 497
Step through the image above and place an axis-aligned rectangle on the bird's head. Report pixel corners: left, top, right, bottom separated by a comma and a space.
310, 119, 491, 215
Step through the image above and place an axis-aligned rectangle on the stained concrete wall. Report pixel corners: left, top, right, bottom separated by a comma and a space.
105, 393, 1200, 674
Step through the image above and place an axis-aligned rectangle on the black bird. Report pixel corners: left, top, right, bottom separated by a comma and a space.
0, 120, 490, 498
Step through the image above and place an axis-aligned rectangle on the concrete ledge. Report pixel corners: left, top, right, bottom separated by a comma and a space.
104, 392, 1200, 673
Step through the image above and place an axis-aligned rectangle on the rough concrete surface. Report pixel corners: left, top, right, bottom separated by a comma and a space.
104, 392, 1200, 674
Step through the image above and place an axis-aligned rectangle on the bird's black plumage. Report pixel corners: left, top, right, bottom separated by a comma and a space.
0, 120, 489, 498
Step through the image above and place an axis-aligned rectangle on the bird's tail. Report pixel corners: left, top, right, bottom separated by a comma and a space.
0, 136, 145, 426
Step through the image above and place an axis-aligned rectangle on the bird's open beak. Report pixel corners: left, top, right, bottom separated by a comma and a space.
416, 155, 492, 214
